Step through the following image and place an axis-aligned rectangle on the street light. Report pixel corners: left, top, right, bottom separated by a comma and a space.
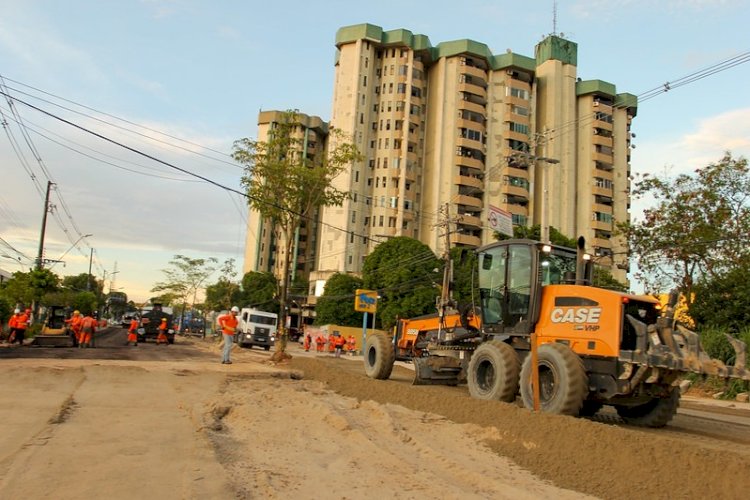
48, 234, 93, 270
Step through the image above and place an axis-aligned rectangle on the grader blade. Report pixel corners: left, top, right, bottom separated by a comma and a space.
413, 356, 461, 386
622, 316, 750, 381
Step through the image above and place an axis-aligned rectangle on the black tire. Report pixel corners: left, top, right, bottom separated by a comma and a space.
615, 388, 680, 428
167, 337, 174, 344
264, 346, 271, 351
467, 340, 520, 402
363, 333, 395, 380
579, 400, 603, 417
519, 343, 588, 416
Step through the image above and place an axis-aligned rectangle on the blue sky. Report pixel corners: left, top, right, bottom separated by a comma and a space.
1, 0, 749, 301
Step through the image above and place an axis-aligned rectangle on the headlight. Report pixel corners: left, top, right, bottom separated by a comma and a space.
137, 328, 145, 334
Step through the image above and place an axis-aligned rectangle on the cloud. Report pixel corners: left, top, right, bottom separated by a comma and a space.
139, 0, 185, 19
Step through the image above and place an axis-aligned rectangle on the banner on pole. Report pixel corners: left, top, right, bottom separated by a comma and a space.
488, 205, 514, 237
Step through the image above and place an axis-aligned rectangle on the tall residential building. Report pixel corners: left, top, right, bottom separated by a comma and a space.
244, 23, 636, 291
242, 111, 328, 286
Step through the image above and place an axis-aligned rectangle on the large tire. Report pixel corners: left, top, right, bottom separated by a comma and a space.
363, 333, 395, 380
467, 340, 520, 402
520, 343, 588, 416
615, 388, 680, 428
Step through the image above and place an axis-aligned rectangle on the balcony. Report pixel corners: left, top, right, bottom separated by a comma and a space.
458, 214, 482, 228
458, 100, 485, 115
455, 174, 483, 190
592, 134, 613, 147
451, 233, 481, 247
462, 65, 487, 80
455, 194, 483, 209
456, 155, 484, 170
458, 82, 487, 100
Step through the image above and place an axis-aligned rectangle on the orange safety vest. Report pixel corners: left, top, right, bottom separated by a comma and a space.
81, 316, 97, 333
218, 314, 238, 335
128, 319, 139, 333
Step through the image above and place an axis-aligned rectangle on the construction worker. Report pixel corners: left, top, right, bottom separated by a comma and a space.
10, 308, 30, 345
7, 308, 20, 344
127, 316, 139, 346
156, 317, 169, 345
79, 312, 97, 348
334, 333, 346, 358
303, 331, 312, 352
315, 333, 325, 352
65, 310, 83, 346
217, 306, 239, 364
346, 335, 356, 354
327, 334, 336, 354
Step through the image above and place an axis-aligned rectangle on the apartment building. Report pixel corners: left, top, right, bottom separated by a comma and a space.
244, 23, 636, 290
242, 110, 328, 285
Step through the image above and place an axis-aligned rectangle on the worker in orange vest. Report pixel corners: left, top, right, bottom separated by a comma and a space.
127, 316, 139, 346
7, 308, 22, 344
217, 306, 239, 364
156, 317, 169, 345
346, 335, 356, 354
303, 331, 311, 351
65, 310, 83, 346
315, 334, 325, 352
333, 333, 346, 358
10, 308, 30, 345
79, 313, 97, 348
327, 335, 336, 353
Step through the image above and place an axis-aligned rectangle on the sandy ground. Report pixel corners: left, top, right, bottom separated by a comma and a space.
0, 340, 592, 500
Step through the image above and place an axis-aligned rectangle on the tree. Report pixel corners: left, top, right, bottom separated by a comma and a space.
618, 153, 750, 303
151, 255, 218, 317
495, 224, 576, 248
239, 271, 278, 312
232, 109, 362, 356
689, 265, 750, 332
315, 273, 363, 327
362, 237, 441, 329
450, 247, 478, 308
204, 258, 241, 312
1, 269, 60, 310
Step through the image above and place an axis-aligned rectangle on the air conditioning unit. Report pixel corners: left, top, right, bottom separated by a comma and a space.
593, 129, 599, 135
593, 101, 599, 107
506, 70, 514, 76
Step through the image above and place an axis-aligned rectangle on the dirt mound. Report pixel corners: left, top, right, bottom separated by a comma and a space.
290, 356, 750, 500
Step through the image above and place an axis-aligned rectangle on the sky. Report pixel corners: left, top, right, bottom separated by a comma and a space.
1, 0, 749, 302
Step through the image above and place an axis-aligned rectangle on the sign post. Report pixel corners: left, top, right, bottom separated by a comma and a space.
488, 205, 514, 237
354, 289, 378, 355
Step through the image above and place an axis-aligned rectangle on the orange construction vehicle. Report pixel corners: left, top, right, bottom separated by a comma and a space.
364, 238, 750, 428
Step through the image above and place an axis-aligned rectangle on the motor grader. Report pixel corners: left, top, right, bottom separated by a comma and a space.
363, 238, 749, 427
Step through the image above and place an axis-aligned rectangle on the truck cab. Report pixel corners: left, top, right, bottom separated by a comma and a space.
235, 308, 277, 350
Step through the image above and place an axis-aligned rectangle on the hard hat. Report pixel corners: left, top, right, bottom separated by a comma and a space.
231, 306, 239, 313
74, 310, 80, 314
14, 308, 20, 314
162, 317, 167, 321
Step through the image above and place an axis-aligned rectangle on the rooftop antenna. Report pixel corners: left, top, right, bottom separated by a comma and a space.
552, 0, 558, 35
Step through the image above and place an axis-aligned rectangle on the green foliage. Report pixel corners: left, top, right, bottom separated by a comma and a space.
205, 279, 241, 312
592, 266, 628, 292
0, 295, 12, 326
689, 265, 750, 332
315, 273, 363, 327
62, 273, 99, 293
618, 152, 750, 299
697, 326, 750, 399
495, 224, 577, 248
151, 254, 218, 312
450, 247, 478, 307
362, 237, 441, 329
240, 271, 279, 312
1, 269, 60, 306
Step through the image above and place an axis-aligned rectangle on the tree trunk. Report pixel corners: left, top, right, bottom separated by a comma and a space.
273, 229, 295, 358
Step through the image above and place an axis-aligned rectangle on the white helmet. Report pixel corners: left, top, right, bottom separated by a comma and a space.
14, 308, 20, 314
231, 306, 240, 313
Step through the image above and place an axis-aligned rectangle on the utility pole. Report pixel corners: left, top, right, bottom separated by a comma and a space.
436, 203, 462, 339
87, 248, 93, 291
36, 180, 53, 270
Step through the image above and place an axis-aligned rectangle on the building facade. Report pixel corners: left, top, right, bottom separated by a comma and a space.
244, 23, 636, 291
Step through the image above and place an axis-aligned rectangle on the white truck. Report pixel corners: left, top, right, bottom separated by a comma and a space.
235, 308, 278, 350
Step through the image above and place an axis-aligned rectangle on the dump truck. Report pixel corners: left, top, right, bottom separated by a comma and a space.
137, 304, 175, 344
364, 238, 749, 427
33, 305, 77, 347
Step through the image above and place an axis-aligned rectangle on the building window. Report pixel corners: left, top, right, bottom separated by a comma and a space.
511, 105, 528, 116
352, 211, 356, 223
379, 215, 384, 227
510, 122, 529, 135
508, 87, 529, 99
355, 171, 359, 182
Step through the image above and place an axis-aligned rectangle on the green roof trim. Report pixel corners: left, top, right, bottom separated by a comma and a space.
576, 79, 616, 98
335, 24, 384, 46
615, 93, 638, 115
434, 39, 493, 61
535, 35, 577, 66
382, 28, 415, 46
493, 52, 536, 72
